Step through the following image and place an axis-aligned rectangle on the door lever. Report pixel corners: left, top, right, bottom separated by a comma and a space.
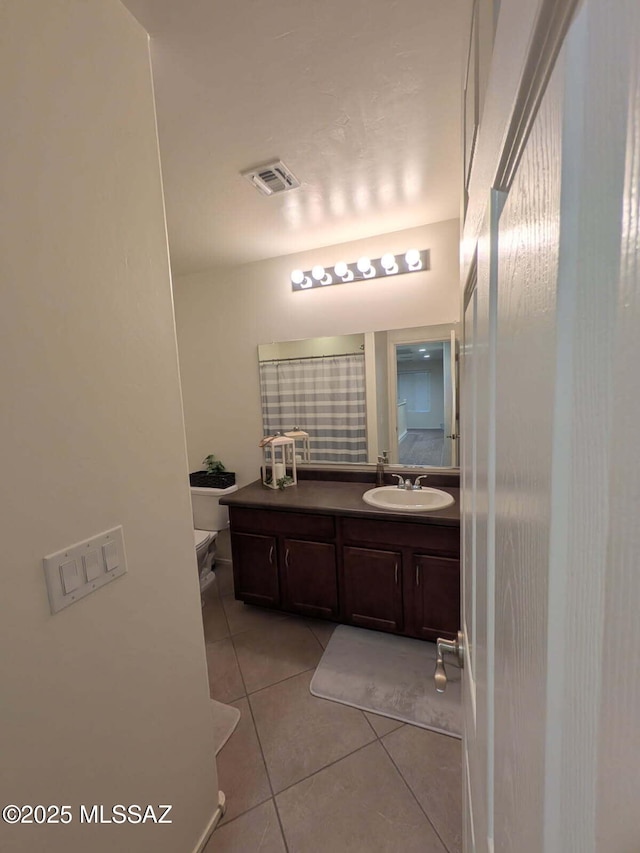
434, 631, 465, 693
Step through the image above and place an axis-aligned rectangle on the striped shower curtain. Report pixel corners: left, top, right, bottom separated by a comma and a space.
259, 354, 367, 463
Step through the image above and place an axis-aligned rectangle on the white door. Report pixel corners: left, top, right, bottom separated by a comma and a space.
461, 0, 640, 849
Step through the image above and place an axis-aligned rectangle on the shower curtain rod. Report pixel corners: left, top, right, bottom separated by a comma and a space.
259, 351, 364, 364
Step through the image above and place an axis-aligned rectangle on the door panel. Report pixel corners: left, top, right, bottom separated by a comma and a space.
492, 55, 564, 853
282, 538, 338, 618
413, 554, 460, 638
464, 2, 640, 850
231, 532, 279, 606
342, 545, 403, 633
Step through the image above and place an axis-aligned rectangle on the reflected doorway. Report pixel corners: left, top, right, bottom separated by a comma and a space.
389, 335, 456, 466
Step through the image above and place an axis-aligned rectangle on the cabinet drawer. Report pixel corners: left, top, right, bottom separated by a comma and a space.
341, 517, 459, 556
229, 507, 335, 539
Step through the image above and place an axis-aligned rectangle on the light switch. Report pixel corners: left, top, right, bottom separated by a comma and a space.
60, 559, 82, 595
102, 541, 119, 572
83, 550, 102, 582
44, 525, 127, 614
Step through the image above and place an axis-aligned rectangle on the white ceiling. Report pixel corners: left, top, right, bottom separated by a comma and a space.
123, 0, 469, 275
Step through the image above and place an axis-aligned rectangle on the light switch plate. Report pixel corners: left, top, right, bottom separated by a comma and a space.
43, 526, 127, 614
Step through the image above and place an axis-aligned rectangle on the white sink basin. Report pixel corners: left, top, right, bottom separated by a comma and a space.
362, 486, 455, 513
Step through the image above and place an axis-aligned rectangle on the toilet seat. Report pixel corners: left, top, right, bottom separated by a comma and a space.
194, 529, 213, 551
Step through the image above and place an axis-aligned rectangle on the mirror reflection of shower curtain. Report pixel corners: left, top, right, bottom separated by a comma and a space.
259, 354, 367, 463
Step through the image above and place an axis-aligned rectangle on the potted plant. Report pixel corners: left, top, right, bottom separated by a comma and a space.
189, 454, 236, 489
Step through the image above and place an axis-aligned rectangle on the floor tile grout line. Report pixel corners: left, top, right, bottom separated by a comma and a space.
271, 794, 291, 853
223, 614, 292, 640
204, 796, 274, 837
201, 581, 231, 643
244, 666, 317, 698
272, 738, 378, 800
204, 578, 283, 838
242, 682, 291, 853
222, 608, 330, 647
378, 735, 453, 853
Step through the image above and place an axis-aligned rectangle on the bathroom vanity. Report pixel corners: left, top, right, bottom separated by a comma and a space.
221, 476, 460, 642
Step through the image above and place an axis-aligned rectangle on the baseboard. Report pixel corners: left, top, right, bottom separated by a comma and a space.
192, 791, 226, 853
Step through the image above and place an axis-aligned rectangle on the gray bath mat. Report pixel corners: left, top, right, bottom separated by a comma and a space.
310, 625, 461, 738
211, 699, 241, 754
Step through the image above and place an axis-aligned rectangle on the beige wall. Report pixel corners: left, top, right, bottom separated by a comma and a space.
174, 219, 460, 485
0, 3, 217, 852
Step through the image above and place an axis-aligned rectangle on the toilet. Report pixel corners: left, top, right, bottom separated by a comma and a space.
190, 483, 238, 592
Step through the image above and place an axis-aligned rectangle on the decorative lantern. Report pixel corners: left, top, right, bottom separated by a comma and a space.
259, 435, 297, 489
284, 429, 311, 463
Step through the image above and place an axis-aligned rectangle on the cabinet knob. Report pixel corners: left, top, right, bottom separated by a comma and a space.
285, 548, 290, 569
394, 562, 399, 585
415, 565, 420, 586
268, 545, 274, 565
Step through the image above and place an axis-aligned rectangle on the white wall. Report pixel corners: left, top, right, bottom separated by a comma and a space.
174, 219, 460, 484
0, 3, 217, 852
397, 360, 445, 429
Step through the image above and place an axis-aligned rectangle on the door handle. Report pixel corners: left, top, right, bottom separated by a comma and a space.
434, 631, 465, 693
285, 548, 290, 569
268, 545, 274, 565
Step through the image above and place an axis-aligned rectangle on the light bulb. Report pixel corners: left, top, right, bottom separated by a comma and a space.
405, 249, 422, 270
418, 348, 426, 352
356, 256, 375, 278
291, 269, 305, 285
423, 354, 430, 359
312, 265, 325, 281
381, 253, 398, 274
333, 261, 354, 283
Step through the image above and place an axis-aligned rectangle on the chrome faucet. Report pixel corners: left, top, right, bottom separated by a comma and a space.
391, 474, 414, 490
391, 473, 407, 489
412, 475, 429, 490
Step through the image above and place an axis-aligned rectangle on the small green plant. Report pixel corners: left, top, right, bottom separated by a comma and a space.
276, 475, 294, 491
202, 454, 226, 475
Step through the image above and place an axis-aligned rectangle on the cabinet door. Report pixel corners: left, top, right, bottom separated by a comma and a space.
412, 554, 460, 640
342, 546, 403, 633
282, 539, 338, 619
231, 532, 279, 607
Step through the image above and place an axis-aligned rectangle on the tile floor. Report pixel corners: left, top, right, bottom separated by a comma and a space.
203, 554, 462, 853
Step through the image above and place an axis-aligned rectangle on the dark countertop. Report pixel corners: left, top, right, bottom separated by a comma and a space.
220, 479, 460, 527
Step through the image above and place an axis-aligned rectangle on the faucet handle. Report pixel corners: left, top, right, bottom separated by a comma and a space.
390, 473, 404, 487
413, 474, 429, 490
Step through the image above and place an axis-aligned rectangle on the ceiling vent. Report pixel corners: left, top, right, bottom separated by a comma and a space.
242, 160, 301, 196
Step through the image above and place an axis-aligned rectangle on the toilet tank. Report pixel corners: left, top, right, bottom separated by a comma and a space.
190, 484, 238, 531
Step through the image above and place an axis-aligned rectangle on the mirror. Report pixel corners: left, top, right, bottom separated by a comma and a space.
258, 324, 459, 469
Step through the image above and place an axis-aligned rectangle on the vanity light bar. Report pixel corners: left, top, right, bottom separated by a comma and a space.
290, 249, 430, 292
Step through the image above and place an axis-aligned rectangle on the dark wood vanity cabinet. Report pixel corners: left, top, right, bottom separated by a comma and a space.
340, 517, 459, 642
229, 508, 339, 618
229, 504, 459, 643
